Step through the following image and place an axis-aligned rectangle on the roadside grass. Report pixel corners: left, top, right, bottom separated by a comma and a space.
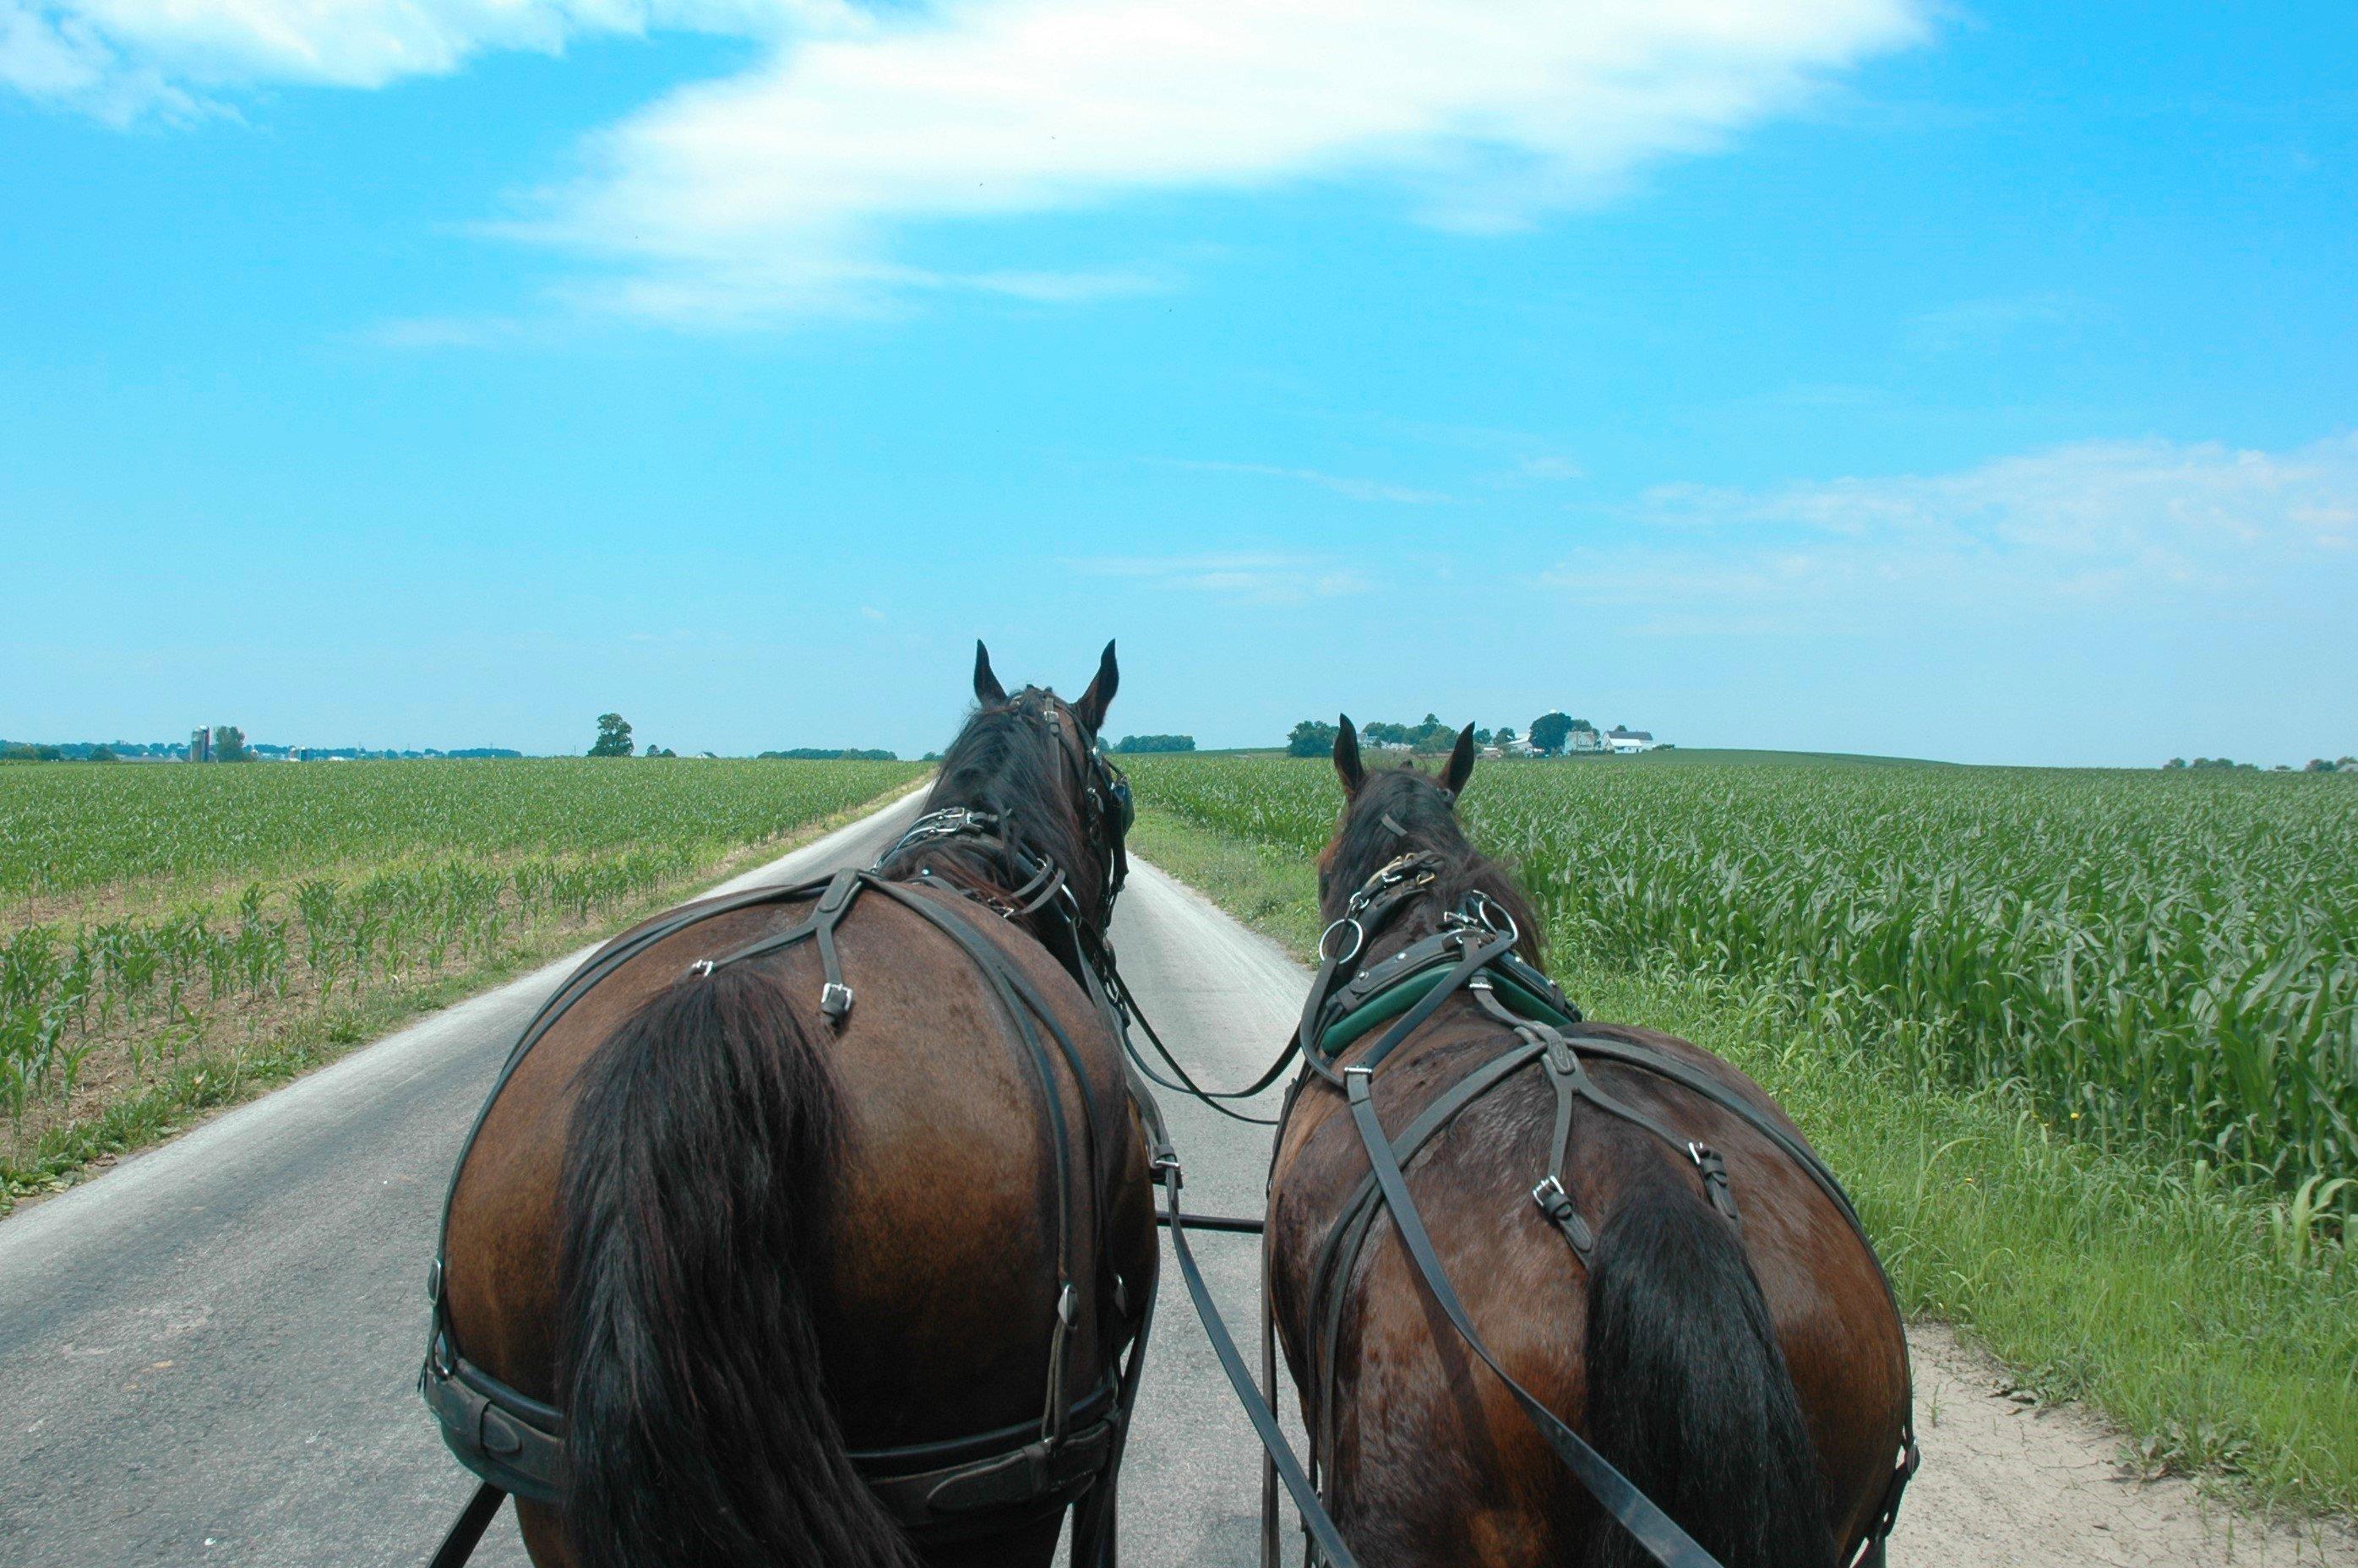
0, 782, 924, 1217
1130, 807, 2358, 1519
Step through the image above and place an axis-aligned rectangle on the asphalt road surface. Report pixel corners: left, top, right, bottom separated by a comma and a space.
8, 796, 2350, 1568
0, 796, 1303, 1568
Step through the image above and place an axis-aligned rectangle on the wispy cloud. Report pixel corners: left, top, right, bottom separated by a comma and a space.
534, 0, 1925, 319
1548, 433, 2358, 633
356, 313, 536, 350
1905, 291, 2079, 351
1167, 459, 1454, 505
0, 0, 841, 120
12, 0, 1927, 320
1069, 551, 1373, 603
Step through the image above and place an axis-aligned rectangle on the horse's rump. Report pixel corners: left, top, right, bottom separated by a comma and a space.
440, 879, 1153, 1550
1268, 1019, 1909, 1563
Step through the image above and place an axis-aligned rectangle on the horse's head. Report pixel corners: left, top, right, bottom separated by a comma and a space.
1318, 715, 1543, 964
907, 640, 1131, 937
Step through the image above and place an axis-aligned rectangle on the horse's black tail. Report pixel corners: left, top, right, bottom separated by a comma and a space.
555, 965, 915, 1568
1584, 1177, 1834, 1568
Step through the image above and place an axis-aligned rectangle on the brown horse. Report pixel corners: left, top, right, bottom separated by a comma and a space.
427, 643, 1159, 1568
1264, 719, 1912, 1568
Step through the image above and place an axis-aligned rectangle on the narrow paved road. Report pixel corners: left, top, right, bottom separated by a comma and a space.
4, 798, 2350, 1567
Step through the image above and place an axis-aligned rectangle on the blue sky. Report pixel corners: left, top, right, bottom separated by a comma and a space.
3, 0, 2352, 765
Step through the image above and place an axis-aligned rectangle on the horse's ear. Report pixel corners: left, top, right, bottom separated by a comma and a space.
973, 640, 1007, 706
1443, 723, 1477, 798
1075, 640, 1118, 734
1334, 714, 1365, 796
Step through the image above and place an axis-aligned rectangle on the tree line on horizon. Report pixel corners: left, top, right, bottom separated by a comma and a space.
1286, 712, 1601, 758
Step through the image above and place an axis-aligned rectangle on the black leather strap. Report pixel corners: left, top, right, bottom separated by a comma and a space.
1159, 1163, 1363, 1568
425, 1482, 504, 1568
1343, 1068, 1725, 1568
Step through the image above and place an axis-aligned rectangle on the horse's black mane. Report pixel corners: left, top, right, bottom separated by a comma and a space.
887, 688, 1098, 914
1321, 763, 1545, 968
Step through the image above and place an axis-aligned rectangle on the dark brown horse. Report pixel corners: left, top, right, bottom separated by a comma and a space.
1264, 719, 1911, 1568
431, 644, 1158, 1568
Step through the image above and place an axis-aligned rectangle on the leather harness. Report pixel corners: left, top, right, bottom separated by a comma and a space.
1258, 852, 1919, 1568
419, 705, 1154, 1566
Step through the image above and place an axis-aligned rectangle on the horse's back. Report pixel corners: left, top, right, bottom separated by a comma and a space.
1268, 1010, 1908, 1562
444, 883, 1151, 1450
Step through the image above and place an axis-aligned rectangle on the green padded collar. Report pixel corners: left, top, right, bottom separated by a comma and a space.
1316, 959, 1577, 1058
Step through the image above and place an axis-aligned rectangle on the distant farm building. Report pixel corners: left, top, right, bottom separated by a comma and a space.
1606, 727, 1658, 754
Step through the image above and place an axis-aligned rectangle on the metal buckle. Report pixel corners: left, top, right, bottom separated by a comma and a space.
687, 957, 716, 978
1531, 1173, 1569, 1213
424, 1257, 444, 1304
820, 981, 855, 1020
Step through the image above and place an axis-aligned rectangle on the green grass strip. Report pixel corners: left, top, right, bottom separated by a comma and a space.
1130, 808, 2358, 1519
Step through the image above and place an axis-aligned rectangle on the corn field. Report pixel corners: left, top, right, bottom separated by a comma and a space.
1129, 753, 2358, 1191
0, 759, 923, 1126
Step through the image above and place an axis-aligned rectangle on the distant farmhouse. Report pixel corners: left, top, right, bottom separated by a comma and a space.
1482, 718, 1664, 759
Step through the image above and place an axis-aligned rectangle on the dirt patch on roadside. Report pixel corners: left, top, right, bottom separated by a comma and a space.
1898, 1321, 2357, 1565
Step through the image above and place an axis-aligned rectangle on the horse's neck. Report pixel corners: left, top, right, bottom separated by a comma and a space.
885, 836, 1083, 961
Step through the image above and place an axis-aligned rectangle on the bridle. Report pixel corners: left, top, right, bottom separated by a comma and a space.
877, 688, 1131, 942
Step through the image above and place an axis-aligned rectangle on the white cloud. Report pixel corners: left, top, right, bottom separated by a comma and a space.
0, 0, 839, 118
12, 0, 1925, 317
536, 0, 1924, 319
1549, 433, 2358, 633
1070, 551, 1374, 603
1169, 459, 1453, 505
1904, 291, 2078, 351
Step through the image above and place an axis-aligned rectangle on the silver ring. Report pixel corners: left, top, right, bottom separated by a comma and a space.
1319, 917, 1364, 964
1470, 893, 1519, 945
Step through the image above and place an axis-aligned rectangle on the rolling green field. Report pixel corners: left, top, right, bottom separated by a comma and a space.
0, 758, 924, 1200
1125, 750, 2358, 1512
1130, 752, 2358, 1190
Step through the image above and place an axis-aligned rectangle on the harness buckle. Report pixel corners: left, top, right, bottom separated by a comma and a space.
1531, 1173, 1570, 1215
1689, 1142, 1740, 1224
424, 1257, 444, 1304
820, 982, 855, 1021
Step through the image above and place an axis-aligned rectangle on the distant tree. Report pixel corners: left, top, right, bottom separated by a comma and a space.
589, 713, 634, 757
2342, 756, 2357, 770
2164, 758, 2187, 770
645, 745, 678, 758
88, 745, 117, 762
1288, 719, 1339, 758
1360, 721, 1411, 746
1495, 727, 1517, 746
2307, 759, 2338, 773
211, 725, 251, 763
760, 748, 899, 761
1471, 727, 1493, 747
1408, 714, 1455, 753
1114, 734, 1196, 754
1528, 711, 1574, 755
